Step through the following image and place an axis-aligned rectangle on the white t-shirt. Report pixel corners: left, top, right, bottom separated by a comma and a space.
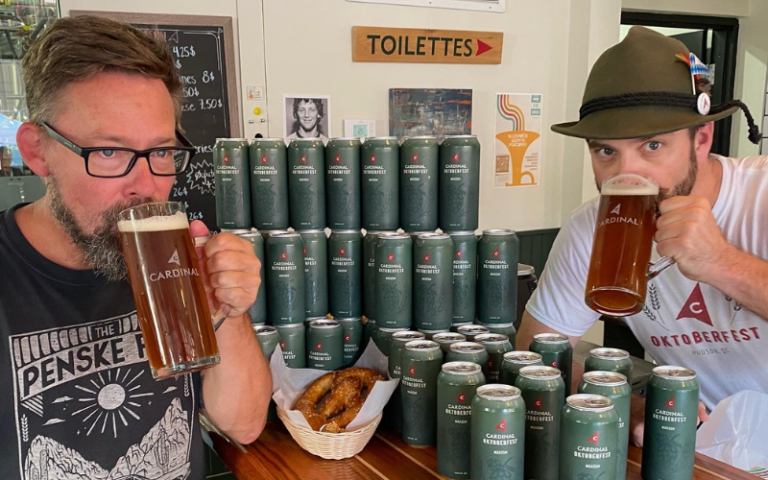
527, 155, 768, 410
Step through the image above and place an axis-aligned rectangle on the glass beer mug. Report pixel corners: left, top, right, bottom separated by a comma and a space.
118, 202, 220, 379
584, 173, 674, 316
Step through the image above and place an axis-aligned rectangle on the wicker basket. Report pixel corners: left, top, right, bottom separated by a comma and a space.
276, 406, 382, 460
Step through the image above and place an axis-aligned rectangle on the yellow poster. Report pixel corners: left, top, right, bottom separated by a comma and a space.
494, 93, 542, 187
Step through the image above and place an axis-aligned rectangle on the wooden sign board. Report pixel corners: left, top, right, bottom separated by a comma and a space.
352, 26, 503, 64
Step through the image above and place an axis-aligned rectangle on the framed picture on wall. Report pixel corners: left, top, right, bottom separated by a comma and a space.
389, 88, 472, 140
283, 95, 331, 143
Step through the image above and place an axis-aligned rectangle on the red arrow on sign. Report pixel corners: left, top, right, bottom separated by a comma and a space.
476, 39, 493, 56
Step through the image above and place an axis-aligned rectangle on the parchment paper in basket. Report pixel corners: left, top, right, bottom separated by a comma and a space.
270, 338, 399, 431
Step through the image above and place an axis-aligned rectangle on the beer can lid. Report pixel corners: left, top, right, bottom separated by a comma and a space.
443, 134, 478, 139
237, 233, 263, 240
251, 137, 287, 143
221, 228, 253, 234
297, 229, 326, 234
518, 264, 535, 276
533, 333, 570, 344
306, 316, 329, 321
447, 231, 477, 236
456, 325, 491, 335
253, 325, 278, 335
567, 394, 614, 412
404, 135, 437, 140
418, 329, 450, 336
589, 347, 630, 360
482, 229, 517, 235
404, 339, 440, 352
336, 317, 363, 323
475, 333, 510, 345
264, 230, 290, 236
290, 137, 322, 142
417, 232, 451, 240
393, 331, 426, 343
365, 230, 396, 236
477, 384, 521, 401
309, 319, 341, 329
442, 361, 482, 375
275, 323, 305, 331
518, 365, 562, 380
582, 371, 628, 387
432, 332, 466, 343
449, 341, 486, 353
216, 137, 249, 142
365, 136, 398, 140
652, 366, 697, 380
378, 233, 411, 241
330, 229, 362, 235
479, 322, 516, 329
270, 232, 301, 239
503, 351, 542, 364
406, 230, 435, 236
330, 137, 362, 142
377, 327, 409, 333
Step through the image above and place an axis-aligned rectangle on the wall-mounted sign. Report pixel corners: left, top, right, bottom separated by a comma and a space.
352, 26, 503, 64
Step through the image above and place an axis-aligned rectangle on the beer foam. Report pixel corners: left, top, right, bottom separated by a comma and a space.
601, 184, 658, 196
118, 211, 189, 232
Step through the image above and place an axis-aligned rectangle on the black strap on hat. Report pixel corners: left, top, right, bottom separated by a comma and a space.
579, 92, 762, 144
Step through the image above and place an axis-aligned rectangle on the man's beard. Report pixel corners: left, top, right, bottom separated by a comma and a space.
47, 175, 150, 282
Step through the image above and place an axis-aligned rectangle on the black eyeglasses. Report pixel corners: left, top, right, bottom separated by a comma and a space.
40, 122, 197, 178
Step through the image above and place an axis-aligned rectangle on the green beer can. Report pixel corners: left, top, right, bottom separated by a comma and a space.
375, 326, 409, 357
471, 384, 526, 480
439, 135, 480, 231
413, 233, 454, 330
456, 324, 490, 343
559, 394, 619, 480
253, 324, 280, 361
363, 231, 394, 319
400, 136, 439, 231
401, 340, 443, 446
260, 229, 289, 241
585, 347, 634, 384
249, 138, 289, 229
338, 317, 363, 367
578, 371, 631, 480
386, 330, 427, 431
481, 322, 517, 346
418, 329, 449, 341
515, 365, 566, 480
362, 136, 399, 230
447, 341, 489, 367
437, 362, 486, 479
641, 366, 700, 480
307, 319, 343, 370
325, 138, 361, 229
449, 231, 477, 324
375, 233, 412, 328
499, 351, 543, 387
214, 138, 252, 229
298, 230, 328, 318
305, 316, 327, 329
432, 332, 466, 355
237, 232, 268, 324
288, 138, 325, 229
363, 318, 378, 351
475, 333, 513, 383
530, 332, 574, 397
265, 233, 305, 325
477, 229, 519, 324
276, 323, 306, 368
406, 230, 435, 243
328, 230, 362, 318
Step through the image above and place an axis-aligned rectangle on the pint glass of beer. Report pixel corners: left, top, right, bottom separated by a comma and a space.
585, 174, 671, 316
118, 202, 220, 379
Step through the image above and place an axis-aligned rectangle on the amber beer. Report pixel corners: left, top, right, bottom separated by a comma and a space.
585, 173, 668, 316
118, 202, 219, 379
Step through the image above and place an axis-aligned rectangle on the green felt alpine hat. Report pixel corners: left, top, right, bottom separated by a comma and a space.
552, 26, 760, 143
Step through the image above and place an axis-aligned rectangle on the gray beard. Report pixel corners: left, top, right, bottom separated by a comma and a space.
47, 175, 149, 282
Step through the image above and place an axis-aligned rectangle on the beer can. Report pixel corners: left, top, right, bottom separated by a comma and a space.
363, 230, 393, 319
413, 233, 454, 330
641, 366, 700, 480
481, 322, 517, 346
288, 138, 326, 229
529, 332, 573, 396
499, 351, 543, 387
446, 341, 489, 367
307, 319, 343, 370
405, 230, 435, 243
585, 347, 634, 384
456, 324, 490, 343
375, 233, 412, 328
400, 136, 439, 231
363, 318, 378, 352
477, 229, 519, 324
401, 340, 443, 446
298, 230, 328, 318
362, 136, 399, 230
475, 333, 513, 383
449, 231, 477, 324
328, 230, 362, 318
325, 138, 361, 229
214, 138, 252, 229
437, 362, 486, 479
386, 331, 427, 431
375, 326, 409, 357
260, 229, 289, 241
252, 324, 279, 361
237, 232, 268, 324
276, 323, 306, 368
439, 135, 480, 231
578, 371, 631, 480
249, 138, 289, 229
559, 394, 619, 480
471, 384, 526, 480
432, 332, 466, 355
304, 316, 327, 329
515, 365, 566, 480
418, 329, 449, 341
338, 317, 363, 367
265, 233, 305, 325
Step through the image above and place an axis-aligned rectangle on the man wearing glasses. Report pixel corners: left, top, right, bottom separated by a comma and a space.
0, 16, 270, 479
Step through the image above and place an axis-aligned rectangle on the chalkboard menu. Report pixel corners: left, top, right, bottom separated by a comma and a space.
71, 12, 241, 231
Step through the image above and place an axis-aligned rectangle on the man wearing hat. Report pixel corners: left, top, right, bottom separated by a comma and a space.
517, 26, 768, 446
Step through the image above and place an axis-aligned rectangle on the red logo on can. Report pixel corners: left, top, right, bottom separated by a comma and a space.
422, 253, 430, 263
339, 247, 346, 256
409, 365, 416, 376
452, 152, 460, 163
457, 392, 466, 403
488, 359, 494, 368
316, 342, 322, 350
588, 431, 600, 445
495, 420, 506, 432
665, 397, 676, 409
261, 154, 268, 164
455, 249, 462, 259
411, 153, 418, 163
549, 359, 558, 368
280, 250, 288, 260
334, 154, 341, 164
387, 253, 395, 262
300, 154, 307, 164
303, 246, 307, 256
280, 340, 286, 350
533, 397, 543, 410
344, 334, 351, 342
223, 154, 230, 164
492, 248, 500, 258
370, 154, 376, 163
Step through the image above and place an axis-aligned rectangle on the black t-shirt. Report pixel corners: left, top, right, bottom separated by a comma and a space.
0, 204, 206, 479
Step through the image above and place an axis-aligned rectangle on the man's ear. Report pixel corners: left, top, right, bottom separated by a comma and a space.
694, 122, 714, 160
16, 123, 51, 178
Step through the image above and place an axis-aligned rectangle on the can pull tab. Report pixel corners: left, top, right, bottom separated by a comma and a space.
194, 235, 229, 331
